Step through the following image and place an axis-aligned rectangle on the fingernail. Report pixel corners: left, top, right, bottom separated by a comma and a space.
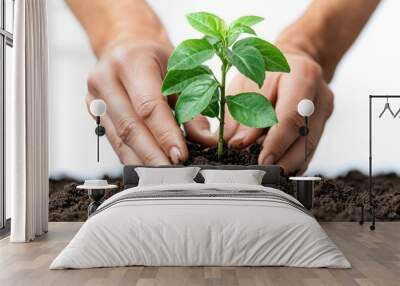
262, 154, 275, 165
229, 133, 245, 148
169, 146, 182, 164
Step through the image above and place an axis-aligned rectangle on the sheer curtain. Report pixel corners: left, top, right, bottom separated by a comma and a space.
8, 0, 48, 242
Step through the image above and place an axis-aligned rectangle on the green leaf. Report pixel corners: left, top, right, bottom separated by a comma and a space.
203, 35, 220, 46
162, 66, 212, 96
226, 92, 277, 128
230, 15, 264, 28
231, 25, 256, 35
226, 46, 265, 88
175, 78, 219, 124
233, 37, 290, 72
201, 89, 219, 117
167, 39, 215, 71
203, 35, 225, 54
187, 12, 226, 39
227, 24, 257, 46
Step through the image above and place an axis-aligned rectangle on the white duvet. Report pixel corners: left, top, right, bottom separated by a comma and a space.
50, 183, 350, 269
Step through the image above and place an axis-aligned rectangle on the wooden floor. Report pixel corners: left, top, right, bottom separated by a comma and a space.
0, 222, 399, 286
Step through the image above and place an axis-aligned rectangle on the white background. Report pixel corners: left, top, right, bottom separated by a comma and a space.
48, 0, 400, 180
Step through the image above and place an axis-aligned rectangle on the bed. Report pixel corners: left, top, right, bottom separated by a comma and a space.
50, 165, 350, 269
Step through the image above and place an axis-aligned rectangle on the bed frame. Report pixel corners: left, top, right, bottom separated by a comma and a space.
123, 165, 284, 190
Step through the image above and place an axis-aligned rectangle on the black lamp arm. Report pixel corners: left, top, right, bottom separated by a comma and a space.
94, 116, 106, 162
298, 116, 309, 163
304, 116, 308, 162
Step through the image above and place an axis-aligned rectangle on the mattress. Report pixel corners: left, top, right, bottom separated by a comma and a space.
50, 183, 350, 269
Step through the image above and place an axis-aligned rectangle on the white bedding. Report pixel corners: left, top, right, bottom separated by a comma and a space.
50, 183, 350, 269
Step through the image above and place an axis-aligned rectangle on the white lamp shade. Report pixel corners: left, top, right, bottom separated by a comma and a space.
297, 99, 315, 117
89, 99, 107, 117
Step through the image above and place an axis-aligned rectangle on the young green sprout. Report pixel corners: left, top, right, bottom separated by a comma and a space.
162, 12, 290, 160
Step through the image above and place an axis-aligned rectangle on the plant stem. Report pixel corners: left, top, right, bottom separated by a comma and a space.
217, 62, 227, 160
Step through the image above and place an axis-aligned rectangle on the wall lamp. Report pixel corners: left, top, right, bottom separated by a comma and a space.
297, 99, 315, 163
89, 99, 107, 162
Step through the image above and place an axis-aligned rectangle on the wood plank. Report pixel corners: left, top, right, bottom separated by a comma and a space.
0, 222, 399, 286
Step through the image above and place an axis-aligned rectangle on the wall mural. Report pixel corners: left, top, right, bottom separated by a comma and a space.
48, 0, 400, 223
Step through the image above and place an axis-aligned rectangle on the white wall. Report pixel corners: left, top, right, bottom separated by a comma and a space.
48, 0, 400, 179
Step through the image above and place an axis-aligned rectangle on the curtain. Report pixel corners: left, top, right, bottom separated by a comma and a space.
8, 0, 49, 242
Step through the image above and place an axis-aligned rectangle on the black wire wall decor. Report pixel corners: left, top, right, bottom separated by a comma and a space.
360, 95, 400, 231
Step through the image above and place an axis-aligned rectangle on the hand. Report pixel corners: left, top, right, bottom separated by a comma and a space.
86, 39, 217, 165
225, 51, 334, 174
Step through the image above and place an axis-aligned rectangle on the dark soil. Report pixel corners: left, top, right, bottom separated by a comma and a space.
49, 143, 400, 222
184, 142, 261, 165
49, 178, 122, 222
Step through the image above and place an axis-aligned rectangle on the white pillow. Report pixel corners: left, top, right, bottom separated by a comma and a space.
135, 167, 200, 186
200, 169, 266, 185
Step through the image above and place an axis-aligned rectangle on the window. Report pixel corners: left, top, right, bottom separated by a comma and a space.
0, 0, 14, 233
